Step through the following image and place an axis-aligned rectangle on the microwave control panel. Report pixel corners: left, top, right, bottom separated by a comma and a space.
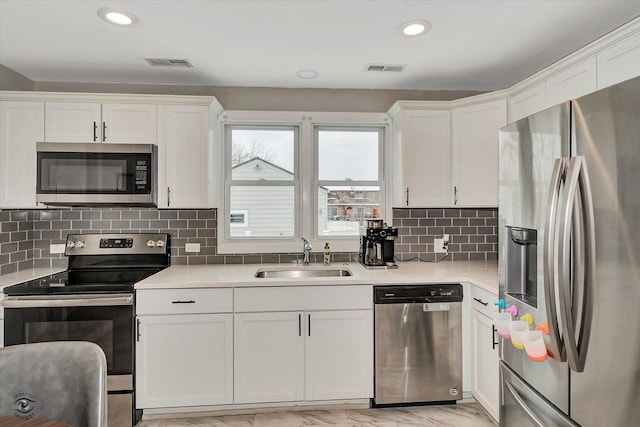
135, 160, 148, 190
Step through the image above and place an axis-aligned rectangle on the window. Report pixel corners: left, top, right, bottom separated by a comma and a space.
315, 127, 384, 237
225, 126, 298, 239
219, 112, 388, 254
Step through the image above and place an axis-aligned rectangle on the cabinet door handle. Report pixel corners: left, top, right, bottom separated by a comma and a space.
308, 314, 311, 336
136, 318, 141, 342
298, 314, 302, 337
406, 187, 409, 206
167, 187, 171, 206
93, 121, 98, 141
473, 297, 488, 306
171, 300, 195, 304
454, 186, 458, 205
102, 122, 107, 142
492, 325, 499, 350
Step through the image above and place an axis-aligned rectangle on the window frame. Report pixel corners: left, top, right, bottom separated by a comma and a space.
224, 123, 300, 241
217, 111, 390, 255
313, 125, 386, 240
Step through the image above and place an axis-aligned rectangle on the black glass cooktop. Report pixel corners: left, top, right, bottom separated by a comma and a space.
3, 268, 162, 296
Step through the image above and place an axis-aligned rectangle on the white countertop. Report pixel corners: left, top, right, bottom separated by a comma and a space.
135, 260, 498, 294
0, 267, 67, 292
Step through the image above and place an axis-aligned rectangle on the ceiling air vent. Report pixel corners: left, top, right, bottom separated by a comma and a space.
365, 63, 406, 73
144, 58, 193, 67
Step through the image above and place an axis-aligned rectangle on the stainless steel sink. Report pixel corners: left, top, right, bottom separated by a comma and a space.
255, 268, 352, 279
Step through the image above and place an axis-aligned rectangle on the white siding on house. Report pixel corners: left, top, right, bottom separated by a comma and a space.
230, 158, 296, 237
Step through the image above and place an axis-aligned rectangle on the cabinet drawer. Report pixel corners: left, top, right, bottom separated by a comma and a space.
470, 285, 499, 318
136, 288, 233, 315
234, 285, 372, 312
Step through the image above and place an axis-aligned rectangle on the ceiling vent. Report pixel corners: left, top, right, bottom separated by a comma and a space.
144, 58, 193, 67
365, 63, 406, 73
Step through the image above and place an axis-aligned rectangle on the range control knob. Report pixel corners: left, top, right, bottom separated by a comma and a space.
155, 240, 165, 247
146, 240, 156, 247
75, 241, 86, 248
66, 241, 76, 248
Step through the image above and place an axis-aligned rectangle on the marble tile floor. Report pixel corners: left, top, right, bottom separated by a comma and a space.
136, 402, 496, 427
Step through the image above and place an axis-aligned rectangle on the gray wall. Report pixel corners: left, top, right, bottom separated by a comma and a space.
0, 65, 484, 112
0, 65, 34, 91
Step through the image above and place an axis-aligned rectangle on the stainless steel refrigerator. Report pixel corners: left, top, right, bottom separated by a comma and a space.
498, 76, 640, 427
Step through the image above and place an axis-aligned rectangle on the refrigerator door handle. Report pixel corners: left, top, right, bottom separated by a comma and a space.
558, 156, 595, 372
543, 157, 566, 361
504, 380, 546, 427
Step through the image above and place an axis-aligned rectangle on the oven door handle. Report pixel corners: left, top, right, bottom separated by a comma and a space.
1, 294, 133, 308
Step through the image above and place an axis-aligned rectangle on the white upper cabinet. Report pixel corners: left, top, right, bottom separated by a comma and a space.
45, 102, 156, 144
508, 82, 546, 123
545, 57, 597, 106
597, 31, 640, 89
0, 101, 44, 208
45, 102, 101, 142
509, 19, 639, 122
451, 98, 507, 207
390, 104, 451, 207
101, 103, 157, 143
158, 104, 211, 208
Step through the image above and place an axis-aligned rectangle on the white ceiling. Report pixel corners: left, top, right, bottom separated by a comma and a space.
1, 0, 639, 91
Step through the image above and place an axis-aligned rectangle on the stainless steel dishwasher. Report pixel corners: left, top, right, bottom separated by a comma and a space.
373, 284, 463, 405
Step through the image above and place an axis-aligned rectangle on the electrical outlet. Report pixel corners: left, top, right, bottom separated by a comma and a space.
434, 238, 448, 254
50, 244, 66, 254
185, 243, 201, 253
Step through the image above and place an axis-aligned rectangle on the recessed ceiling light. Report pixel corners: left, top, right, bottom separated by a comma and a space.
296, 69, 319, 79
98, 8, 139, 27
398, 20, 432, 37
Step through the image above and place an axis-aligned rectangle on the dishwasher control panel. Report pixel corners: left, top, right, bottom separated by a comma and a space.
374, 284, 463, 304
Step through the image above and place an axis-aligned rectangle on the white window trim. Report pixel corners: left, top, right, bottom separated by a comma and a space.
217, 111, 391, 255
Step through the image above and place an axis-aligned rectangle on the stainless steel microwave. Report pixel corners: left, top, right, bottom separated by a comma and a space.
36, 142, 157, 206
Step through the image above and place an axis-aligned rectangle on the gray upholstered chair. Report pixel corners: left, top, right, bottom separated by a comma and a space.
0, 341, 107, 427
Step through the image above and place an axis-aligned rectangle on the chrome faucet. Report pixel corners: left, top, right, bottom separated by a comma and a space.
301, 237, 312, 266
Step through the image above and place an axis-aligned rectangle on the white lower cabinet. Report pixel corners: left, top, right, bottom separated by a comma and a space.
135, 288, 234, 409
305, 310, 373, 401
234, 309, 373, 404
233, 285, 374, 405
136, 313, 233, 408
471, 298, 499, 421
234, 311, 305, 404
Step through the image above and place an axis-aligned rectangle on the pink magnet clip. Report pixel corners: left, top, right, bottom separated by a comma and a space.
505, 305, 518, 317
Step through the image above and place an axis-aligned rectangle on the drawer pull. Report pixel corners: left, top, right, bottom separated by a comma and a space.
473, 297, 488, 306
172, 300, 195, 304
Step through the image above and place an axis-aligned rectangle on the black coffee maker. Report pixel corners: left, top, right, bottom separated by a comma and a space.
359, 219, 398, 269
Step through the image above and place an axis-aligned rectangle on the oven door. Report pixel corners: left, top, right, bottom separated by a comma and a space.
2, 294, 134, 381
3, 294, 136, 426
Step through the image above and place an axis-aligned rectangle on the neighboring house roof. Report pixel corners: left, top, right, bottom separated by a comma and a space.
233, 157, 329, 191
232, 156, 293, 175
